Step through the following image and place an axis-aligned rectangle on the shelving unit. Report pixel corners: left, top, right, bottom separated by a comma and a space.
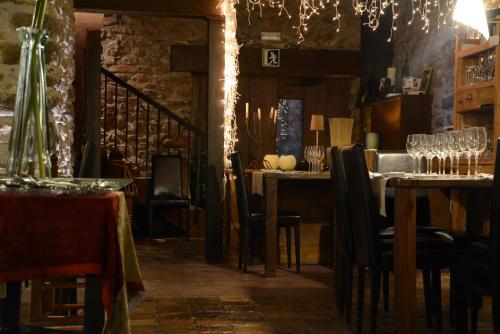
454, 20, 500, 173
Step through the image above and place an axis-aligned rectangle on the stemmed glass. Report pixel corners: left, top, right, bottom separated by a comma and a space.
434, 133, 445, 174
423, 134, 435, 174
447, 131, 459, 175
406, 135, 417, 174
413, 134, 426, 174
317, 146, 325, 172
304, 146, 312, 172
465, 128, 479, 177
471, 127, 488, 176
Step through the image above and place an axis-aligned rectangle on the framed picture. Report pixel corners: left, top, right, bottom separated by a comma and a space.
420, 67, 433, 94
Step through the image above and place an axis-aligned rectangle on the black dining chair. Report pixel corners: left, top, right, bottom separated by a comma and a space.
338, 144, 472, 333
148, 155, 190, 240
230, 151, 301, 274
451, 139, 500, 334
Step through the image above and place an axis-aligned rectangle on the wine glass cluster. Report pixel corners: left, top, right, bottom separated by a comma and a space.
406, 127, 488, 177
304, 146, 325, 173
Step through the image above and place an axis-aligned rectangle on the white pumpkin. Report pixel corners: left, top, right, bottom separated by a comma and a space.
278, 155, 297, 171
263, 154, 280, 170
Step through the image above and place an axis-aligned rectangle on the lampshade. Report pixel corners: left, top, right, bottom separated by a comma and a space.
453, 0, 490, 40
310, 114, 324, 131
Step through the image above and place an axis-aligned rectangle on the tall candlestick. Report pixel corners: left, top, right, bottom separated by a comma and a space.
273, 108, 277, 124
269, 107, 274, 119
245, 102, 249, 120
257, 108, 261, 121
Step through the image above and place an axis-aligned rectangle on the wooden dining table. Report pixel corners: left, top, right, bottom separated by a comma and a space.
0, 186, 143, 334
262, 171, 493, 333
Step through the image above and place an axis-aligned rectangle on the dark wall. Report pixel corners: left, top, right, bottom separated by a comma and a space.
361, 12, 394, 94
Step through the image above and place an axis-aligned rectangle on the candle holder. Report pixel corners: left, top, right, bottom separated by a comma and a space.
245, 103, 277, 168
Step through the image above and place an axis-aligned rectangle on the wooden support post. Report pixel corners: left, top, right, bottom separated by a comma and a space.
394, 188, 417, 334
85, 30, 102, 177
205, 17, 225, 263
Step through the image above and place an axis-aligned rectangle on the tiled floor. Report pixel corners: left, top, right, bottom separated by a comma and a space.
129, 239, 493, 334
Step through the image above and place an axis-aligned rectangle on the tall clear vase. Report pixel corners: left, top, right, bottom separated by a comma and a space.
6, 27, 51, 178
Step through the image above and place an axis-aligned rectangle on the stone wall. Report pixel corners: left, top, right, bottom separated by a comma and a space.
101, 15, 207, 119
100, 15, 207, 166
0, 0, 75, 174
392, 1, 500, 131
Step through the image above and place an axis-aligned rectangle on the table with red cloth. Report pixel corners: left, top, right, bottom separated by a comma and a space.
0, 189, 143, 333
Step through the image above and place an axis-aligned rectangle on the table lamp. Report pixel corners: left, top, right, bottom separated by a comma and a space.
310, 114, 324, 146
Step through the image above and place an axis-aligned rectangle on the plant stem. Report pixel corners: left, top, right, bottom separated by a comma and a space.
32, 0, 47, 30
31, 45, 45, 178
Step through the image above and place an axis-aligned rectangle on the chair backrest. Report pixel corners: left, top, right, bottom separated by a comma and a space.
374, 151, 413, 173
151, 155, 183, 198
341, 144, 380, 268
79, 142, 97, 178
491, 139, 500, 290
230, 152, 250, 228
328, 147, 354, 259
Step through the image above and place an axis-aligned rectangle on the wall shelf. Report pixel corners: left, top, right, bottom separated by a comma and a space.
454, 24, 500, 172
456, 42, 496, 59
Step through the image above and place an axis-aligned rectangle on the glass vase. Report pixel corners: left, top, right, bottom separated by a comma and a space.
6, 27, 51, 178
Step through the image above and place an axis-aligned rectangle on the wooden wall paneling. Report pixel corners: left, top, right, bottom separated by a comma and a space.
327, 79, 352, 118
248, 77, 278, 163
303, 80, 329, 151
239, 48, 361, 78
170, 46, 361, 78
235, 77, 250, 167
277, 78, 305, 100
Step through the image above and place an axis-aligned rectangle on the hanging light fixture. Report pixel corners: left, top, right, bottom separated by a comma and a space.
453, 0, 490, 39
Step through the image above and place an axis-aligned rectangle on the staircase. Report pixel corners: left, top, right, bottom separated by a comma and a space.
100, 67, 207, 211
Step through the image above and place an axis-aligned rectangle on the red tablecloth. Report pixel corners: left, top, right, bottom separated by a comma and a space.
0, 191, 143, 333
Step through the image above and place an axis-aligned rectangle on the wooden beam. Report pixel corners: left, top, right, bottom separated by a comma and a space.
171, 45, 361, 77
74, 0, 220, 18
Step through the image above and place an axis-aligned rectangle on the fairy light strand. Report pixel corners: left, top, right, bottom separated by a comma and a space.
241, 0, 456, 42
219, 0, 240, 169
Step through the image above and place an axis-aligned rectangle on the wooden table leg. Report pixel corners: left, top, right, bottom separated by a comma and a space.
265, 176, 278, 278
0, 282, 21, 331
394, 188, 417, 334
84, 275, 104, 334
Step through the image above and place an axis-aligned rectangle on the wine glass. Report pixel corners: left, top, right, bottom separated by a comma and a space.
413, 134, 426, 174
447, 131, 460, 175
304, 146, 312, 172
310, 146, 320, 173
318, 146, 325, 172
471, 127, 487, 176
423, 134, 435, 174
465, 128, 479, 177
406, 135, 417, 174
438, 132, 451, 175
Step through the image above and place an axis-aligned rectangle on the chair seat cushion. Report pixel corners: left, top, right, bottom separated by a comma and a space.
149, 196, 190, 207
379, 231, 489, 269
247, 211, 301, 228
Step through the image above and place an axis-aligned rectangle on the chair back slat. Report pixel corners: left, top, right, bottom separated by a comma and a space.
341, 144, 381, 268
328, 147, 354, 259
230, 152, 250, 228
151, 155, 183, 198
491, 139, 500, 290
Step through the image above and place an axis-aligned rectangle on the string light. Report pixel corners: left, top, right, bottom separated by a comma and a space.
241, 0, 456, 42
219, 0, 240, 169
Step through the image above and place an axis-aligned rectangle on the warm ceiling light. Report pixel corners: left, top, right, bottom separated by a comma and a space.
453, 0, 490, 40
